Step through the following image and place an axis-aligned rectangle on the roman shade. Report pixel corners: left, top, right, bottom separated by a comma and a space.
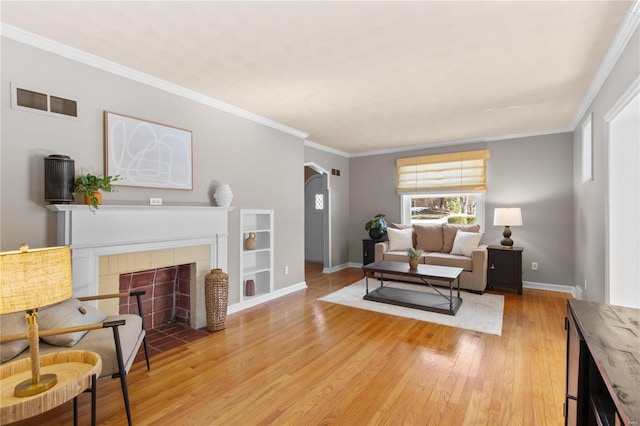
396, 149, 490, 193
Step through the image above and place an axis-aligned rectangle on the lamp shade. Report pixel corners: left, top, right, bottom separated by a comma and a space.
0, 245, 72, 314
493, 208, 523, 227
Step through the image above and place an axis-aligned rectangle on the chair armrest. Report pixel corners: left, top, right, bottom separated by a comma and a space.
0, 320, 126, 343
77, 290, 145, 302
78, 291, 147, 333
374, 241, 390, 262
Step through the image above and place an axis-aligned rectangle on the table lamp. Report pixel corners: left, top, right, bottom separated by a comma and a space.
0, 244, 72, 397
493, 208, 523, 247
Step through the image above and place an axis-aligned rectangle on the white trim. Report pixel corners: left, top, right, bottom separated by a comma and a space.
604, 76, 640, 306
350, 128, 570, 158
570, 0, 640, 130
1, 24, 309, 140
523, 281, 578, 297
226, 282, 307, 314
323, 263, 354, 273
304, 140, 350, 158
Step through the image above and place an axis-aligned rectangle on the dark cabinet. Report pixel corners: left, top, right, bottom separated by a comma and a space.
487, 245, 523, 294
362, 239, 382, 266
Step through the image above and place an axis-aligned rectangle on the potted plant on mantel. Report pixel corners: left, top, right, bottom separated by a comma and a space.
73, 173, 121, 209
365, 213, 388, 240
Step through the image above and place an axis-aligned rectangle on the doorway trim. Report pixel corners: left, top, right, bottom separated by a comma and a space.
604, 75, 640, 305
304, 162, 332, 271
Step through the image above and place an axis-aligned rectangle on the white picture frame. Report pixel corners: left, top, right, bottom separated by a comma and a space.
104, 111, 193, 190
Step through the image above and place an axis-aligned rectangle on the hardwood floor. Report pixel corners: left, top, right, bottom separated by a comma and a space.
11, 262, 570, 425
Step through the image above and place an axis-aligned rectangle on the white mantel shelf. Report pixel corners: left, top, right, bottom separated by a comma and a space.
47, 204, 233, 249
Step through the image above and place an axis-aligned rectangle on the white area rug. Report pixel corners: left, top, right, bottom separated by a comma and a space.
319, 278, 504, 335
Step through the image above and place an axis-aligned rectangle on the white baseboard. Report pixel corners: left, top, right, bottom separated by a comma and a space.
523, 281, 579, 297
323, 263, 360, 273
227, 281, 307, 315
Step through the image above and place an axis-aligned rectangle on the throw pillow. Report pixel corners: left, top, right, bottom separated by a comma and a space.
450, 231, 483, 257
442, 224, 480, 253
0, 312, 29, 362
387, 227, 414, 251
38, 298, 107, 347
414, 224, 443, 252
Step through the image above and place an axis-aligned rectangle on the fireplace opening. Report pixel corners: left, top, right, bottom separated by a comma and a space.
119, 264, 192, 329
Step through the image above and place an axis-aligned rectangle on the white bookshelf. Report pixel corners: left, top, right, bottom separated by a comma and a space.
240, 209, 274, 301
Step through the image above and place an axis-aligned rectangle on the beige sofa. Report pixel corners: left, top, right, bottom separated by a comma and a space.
374, 223, 488, 293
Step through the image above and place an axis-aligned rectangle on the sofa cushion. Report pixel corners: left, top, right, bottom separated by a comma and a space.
387, 227, 414, 251
451, 231, 483, 257
38, 298, 107, 347
424, 252, 473, 271
73, 314, 144, 377
0, 312, 29, 362
388, 223, 417, 247
414, 224, 444, 252
442, 224, 480, 253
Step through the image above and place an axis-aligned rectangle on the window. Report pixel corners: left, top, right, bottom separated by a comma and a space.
314, 193, 324, 211
397, 150, 489, 229
582, 113, 593, 183
401, 193, 485, 228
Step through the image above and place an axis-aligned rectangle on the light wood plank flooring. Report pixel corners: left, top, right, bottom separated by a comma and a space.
10, 263, 570, 425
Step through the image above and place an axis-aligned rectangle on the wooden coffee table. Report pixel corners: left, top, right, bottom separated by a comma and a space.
362, 260, 464, 315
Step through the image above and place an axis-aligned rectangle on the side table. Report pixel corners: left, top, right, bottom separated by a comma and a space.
487, 245, 523, 294
362, 239, 383, 266
1, 350, 102, 425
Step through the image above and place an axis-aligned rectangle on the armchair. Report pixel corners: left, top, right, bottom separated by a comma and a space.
1, 291, 150, 426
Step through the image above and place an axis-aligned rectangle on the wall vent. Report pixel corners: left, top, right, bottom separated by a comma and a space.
11, 83, 79, 119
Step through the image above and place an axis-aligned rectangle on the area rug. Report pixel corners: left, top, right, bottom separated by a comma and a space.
319, 279, 504, 335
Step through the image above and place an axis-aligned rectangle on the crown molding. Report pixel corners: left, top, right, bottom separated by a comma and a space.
348, 127, 571, 158
570, 0, 640, 130
0, 24, 309, 140
304, 140, 351, 158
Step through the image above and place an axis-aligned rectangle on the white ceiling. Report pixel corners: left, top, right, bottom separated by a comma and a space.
0, 1, 634, 154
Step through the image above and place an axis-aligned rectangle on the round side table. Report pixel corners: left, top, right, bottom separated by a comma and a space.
1, 350, 102, 425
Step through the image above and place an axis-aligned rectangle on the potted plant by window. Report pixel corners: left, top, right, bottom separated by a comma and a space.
73, 173, 121, 209
405, 247, 423, 270
365, 213, 388, 240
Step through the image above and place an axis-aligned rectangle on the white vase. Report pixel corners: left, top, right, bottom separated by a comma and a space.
214, 184, 233, 207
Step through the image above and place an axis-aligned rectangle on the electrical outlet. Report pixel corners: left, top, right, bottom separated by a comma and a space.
284, 266, 289, 275
531, 262, 538, 271
150, 198, 162, 206
584, 279, 588, 290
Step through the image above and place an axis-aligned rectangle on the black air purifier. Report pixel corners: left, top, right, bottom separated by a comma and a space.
44, 154, 75, 203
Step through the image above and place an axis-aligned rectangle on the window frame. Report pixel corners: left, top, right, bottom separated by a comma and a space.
400, 192, 486, 231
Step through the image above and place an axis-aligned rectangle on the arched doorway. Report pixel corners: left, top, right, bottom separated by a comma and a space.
304, 163, 331, 270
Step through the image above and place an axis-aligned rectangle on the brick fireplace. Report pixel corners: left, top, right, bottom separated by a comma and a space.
48, 204, 230, 329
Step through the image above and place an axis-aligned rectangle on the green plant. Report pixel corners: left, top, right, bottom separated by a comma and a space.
365, 213, 388, 234
73, 173, 121, 208
405, 247, 423, 260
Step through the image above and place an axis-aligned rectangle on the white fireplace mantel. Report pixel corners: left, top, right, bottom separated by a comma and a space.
48, 204, 232, 328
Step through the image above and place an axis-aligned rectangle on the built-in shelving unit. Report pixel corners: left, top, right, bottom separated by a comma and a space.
239, 209, 274, 302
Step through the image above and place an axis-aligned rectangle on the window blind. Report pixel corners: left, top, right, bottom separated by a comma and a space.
396, 149, 490, 193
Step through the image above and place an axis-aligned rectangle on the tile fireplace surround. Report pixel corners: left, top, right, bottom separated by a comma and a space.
47, 204, 230, 330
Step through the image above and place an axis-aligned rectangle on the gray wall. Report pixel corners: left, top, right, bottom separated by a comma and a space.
349, 134, 575, 288
0, 37, 306, 304
304, 145, 351, 268
572, 27, 640, 303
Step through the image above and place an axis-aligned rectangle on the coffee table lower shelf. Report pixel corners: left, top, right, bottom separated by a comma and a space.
363, 285, 462, 316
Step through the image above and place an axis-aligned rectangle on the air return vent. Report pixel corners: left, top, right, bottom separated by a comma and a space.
11, 83, 79, 119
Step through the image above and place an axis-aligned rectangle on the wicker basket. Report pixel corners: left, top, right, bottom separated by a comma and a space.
204, 268, 229, 331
